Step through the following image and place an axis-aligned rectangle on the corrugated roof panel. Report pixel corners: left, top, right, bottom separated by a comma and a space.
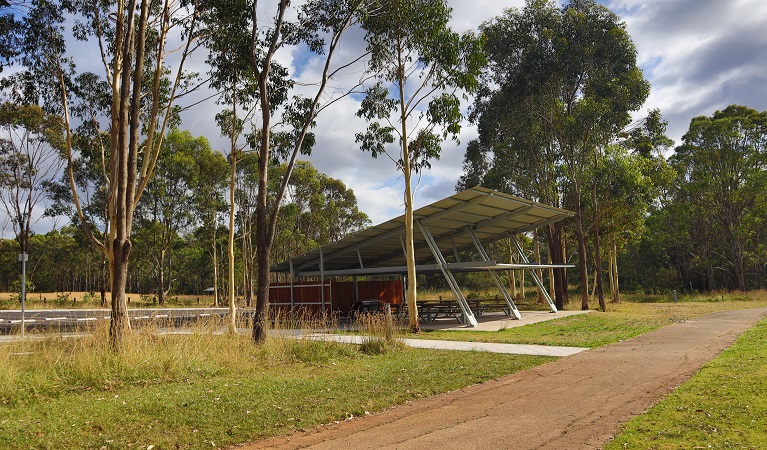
271, 186, 573, 275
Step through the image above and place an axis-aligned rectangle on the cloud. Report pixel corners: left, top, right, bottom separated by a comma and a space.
8, 0, 767, 236
609, 0, 767, 143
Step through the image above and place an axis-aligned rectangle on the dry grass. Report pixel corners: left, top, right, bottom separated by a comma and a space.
0, 291, 221, 309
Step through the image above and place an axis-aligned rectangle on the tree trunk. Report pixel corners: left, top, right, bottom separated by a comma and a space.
158, 248, 166, 305
252, 149, 272, 343
212, 222, 219, 307
733, 240, 745, 291
403, 169, 420, 333
590, 263, 597, 303
591, 176, 605, 312
608, 243, 616, 302
509, 239, 517, 298
612, 243, 621, 302
227, 150, 238, 334
534, 228, 544, 303
100, 256, 107, 308
547, 222, 568, 310
110, 238, 132, 348
572, 182, 589, 311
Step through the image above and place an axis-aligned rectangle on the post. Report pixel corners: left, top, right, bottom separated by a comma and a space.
18, 253, 28, 336
673, 290, 677, 303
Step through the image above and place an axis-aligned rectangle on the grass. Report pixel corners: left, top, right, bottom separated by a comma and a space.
2, 291, 766, 448
605, 317, 767, 449
0, 316, 552, 449
416, 292, 767, 348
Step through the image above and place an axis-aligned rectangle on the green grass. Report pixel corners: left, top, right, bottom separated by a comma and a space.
605, 317, 767, 449
3, 293, 766, 448
417, 296, 767, 348
0, 319, 552, 449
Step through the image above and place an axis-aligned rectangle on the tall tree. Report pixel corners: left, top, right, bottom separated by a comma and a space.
247, 0, 369, 343
0, 103, 65, 256
0, 0, 23, 73
9, 0, 204, 346
134, 130, 221, 305
582, 144, 674, 302
670, 105, 767, 291
272, 160, 369, 264
356, 0, 485, 332
466, 0, 648, 310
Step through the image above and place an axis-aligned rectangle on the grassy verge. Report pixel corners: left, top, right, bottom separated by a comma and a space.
0, 319, 552, 449
417, 294, 767, 348
605, 317, 767, 449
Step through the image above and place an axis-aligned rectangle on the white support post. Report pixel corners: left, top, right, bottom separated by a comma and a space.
417, 221, 478, 327
465, 227, 522, 319
512, 237, 558, 312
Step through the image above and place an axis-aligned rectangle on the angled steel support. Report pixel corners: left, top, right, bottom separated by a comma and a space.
512, 237, 558, 312
465, 227, 522, 320
450, 237, 461, 262
417, 221, 478, 327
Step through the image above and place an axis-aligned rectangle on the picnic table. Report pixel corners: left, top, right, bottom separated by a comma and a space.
418, 300, 482, 323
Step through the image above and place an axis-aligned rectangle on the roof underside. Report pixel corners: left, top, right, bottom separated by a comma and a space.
272, 186, 573, 277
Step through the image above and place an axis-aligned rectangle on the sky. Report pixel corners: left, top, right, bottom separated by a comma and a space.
272, 0, 767, 226
3, 0, 767, 237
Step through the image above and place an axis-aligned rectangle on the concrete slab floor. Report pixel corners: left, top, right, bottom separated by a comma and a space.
418, 309, 592, 332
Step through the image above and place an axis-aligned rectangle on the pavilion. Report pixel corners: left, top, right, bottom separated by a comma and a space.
271, 186, 573, 327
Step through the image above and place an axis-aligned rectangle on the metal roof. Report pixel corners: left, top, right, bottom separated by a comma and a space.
272, 186, 573, 277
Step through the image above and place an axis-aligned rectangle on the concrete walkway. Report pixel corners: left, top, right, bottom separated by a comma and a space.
239, 307, 767, 450
305, 309, 592, 357
419, 309, 591, 332
306, 334, 587, 357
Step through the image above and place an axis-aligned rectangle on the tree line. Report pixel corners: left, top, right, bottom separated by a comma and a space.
0, 128, 370, 301
1, 0, 765, 346
458, 0, 767, 304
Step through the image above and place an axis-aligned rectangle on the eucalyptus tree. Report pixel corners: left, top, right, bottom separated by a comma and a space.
246, 0, 371, 343
203, 0, 371, 340
0, 103, 65, 257
272, 160, 369, 264
194, 139, 229, 307
0, 0, 23, 73
466, 0, 648, 310
355, 0, 485, 332
670, 106, 767, 291
8, 0, 205, 346
582, 144, 674, 302
133, 130, 221, 305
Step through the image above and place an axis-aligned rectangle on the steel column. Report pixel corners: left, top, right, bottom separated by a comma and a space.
417, 221, 478, 327
465, 227, 522, 319
513, 237, 557, 312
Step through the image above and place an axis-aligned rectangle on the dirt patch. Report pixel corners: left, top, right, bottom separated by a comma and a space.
234, 307, 767, 450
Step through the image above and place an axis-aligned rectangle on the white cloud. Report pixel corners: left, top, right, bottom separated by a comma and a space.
8, 0, 767, 235
609, 0, 767, 143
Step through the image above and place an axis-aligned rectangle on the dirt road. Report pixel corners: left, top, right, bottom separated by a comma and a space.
236, 307, 767, 450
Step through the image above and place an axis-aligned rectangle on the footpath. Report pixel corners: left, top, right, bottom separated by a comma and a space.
236, 307, 767, 450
